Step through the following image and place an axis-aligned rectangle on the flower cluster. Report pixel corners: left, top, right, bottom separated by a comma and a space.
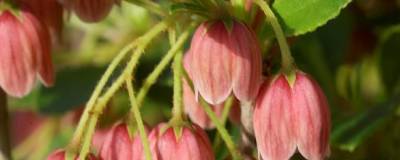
48, 123, 215, 160
28, 1, 333, 158
46, 18, 331, 160
186, 20, 331, 160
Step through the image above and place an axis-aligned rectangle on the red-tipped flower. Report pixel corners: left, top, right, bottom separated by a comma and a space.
253, 71, 331, 160
189, 20, 262, 105
47, 149, 97, 160
0, 10, 54, 97
62, 0, 116, 22
148, 123, 215, 160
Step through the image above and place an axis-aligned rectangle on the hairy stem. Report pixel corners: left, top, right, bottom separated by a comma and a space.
136, 27, 193, 108
75, 20, 169, 160
126, 77, 152, 160
212, 96, 233, 150
253, 0, 295, 74
199, 99, 242, 160
221, 96, 234, 124
170, 51, 184, 123
68, 41, 137, 154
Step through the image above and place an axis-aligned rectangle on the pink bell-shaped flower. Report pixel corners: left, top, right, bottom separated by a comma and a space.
0, 10, 54, 97
98, 123, 133, 160
98, 122, 152, 160
47, 149, 97, 160
148, 123, 215, 160
253, 71, 330, 160
183, 79, 241, 129
62, 0, 116, 22
189, 20, 262, 105
183, 52, 241, 129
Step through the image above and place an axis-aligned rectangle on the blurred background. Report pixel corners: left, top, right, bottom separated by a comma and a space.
6, 0, 400, 159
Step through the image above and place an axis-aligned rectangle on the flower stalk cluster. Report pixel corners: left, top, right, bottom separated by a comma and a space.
31, 0, 333, 160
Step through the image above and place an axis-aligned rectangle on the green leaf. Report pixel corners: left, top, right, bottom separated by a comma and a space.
10, 67, 107, 114
40, 67, 107, 114
272, 0, 352, 35
331, 94, 400, 151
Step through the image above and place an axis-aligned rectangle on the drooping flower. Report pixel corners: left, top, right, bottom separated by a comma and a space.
148, 123, 215, 160
183, 52, 240, 129
253, 71, 331, 160
97, 122, 152, 160
98, 123, 133, 160
183, 77, 241, 129
189, 20, 262, 105
47, 149, 97, 160
62, 0, 116, 22
0, 10, 54, 97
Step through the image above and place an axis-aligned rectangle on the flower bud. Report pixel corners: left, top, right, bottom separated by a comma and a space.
47, 149, 97, 160
0, 10, 54, 97
253, 71, 330, 160
189, 20, 262, 105
148, 123, 215, 160
62, 0, 116, 22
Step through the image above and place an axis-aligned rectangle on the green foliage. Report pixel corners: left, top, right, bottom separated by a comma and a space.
10, 67, 107, 114
273, 0, 352, 35
331, 94, 400, 151
6, 0, 400, 159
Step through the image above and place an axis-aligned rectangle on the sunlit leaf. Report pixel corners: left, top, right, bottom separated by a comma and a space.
273, 0, 352, 35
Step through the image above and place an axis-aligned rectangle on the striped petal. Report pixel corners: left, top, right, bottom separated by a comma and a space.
0, 11, 36, 97
292, 72, 330, 160
189, 21, 235, 104
253, 75, 297, 160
